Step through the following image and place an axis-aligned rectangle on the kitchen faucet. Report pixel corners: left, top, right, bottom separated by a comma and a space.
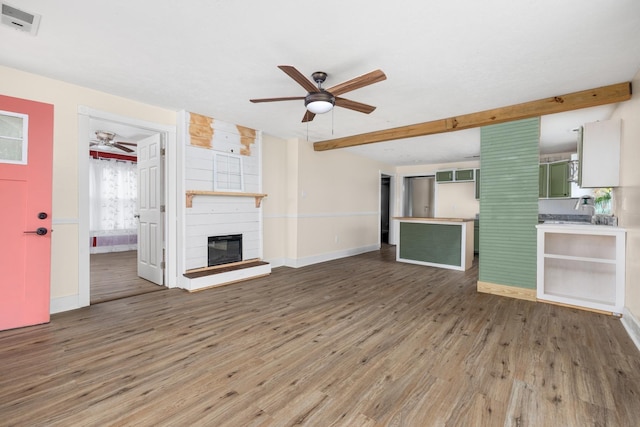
574, 195, 596, 221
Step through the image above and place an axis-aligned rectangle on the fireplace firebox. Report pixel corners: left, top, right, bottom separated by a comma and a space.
208, 234, 242, 267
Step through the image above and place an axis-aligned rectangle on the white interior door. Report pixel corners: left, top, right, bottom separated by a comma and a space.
137, 133, 163, 284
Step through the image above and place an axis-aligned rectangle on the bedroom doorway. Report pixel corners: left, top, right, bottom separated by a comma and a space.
84, 115, 166, 304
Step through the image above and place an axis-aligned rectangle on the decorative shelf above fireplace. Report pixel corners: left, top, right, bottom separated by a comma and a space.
185, 190, 267, 208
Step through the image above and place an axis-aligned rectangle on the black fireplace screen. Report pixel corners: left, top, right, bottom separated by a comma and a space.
208, 234, 242, 267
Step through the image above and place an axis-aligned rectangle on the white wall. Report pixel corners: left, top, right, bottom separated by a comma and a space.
435, 181, 477, 218
610, 67, 640, 342
538, 199, 579, 215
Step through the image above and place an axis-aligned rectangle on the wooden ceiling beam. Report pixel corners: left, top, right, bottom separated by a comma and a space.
313, 82, 632, 151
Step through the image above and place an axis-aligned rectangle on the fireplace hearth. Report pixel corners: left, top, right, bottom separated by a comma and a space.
208, 234, 242, 267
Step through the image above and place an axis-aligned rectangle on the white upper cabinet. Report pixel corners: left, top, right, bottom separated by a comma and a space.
579, 119, 621, 188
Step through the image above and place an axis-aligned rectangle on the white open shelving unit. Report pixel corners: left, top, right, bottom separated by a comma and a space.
536, 223, 626, 315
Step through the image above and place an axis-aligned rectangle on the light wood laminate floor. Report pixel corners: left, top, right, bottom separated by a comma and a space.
90, 251, 164, 304
1, 246, 639, 426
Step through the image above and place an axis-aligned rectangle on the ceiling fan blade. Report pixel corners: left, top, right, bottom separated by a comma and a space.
327, 69, 386, 96
250, 96, 305, 103
278, 65, 318, 93
113, 143, 135, 153
302, 110, 316, 123
335, 97, 377, 114
116, 141, 138, 146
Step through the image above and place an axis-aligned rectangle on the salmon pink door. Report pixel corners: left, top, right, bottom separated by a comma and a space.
0, 95, 54, 331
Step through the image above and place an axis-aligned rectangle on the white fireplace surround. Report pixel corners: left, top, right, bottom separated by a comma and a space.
181, 114, 269, 291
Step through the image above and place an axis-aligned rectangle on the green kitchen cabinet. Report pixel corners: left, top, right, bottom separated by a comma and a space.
475, 169, 480, 199
548, 161, 570, 198
436, 170, 454, 182
539, 164, 548, 198
454, 169, 475, 181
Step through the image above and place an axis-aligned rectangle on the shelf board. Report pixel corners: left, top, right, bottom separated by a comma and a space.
543, 253, 616, 264
185, 190, 267, 208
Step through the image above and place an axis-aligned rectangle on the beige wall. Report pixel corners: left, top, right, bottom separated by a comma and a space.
611, 68, 640, 322
262, 134, 289, 263
262, 136, 390, 266
0, 66, 176, 302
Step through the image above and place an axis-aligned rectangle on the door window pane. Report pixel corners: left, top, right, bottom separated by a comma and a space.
0, 111, 28, 164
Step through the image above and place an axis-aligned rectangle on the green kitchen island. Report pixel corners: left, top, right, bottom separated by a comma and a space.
394, 217, 475, 271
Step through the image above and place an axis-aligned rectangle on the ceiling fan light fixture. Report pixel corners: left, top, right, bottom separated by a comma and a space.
305, 91, 335, 114
95, 130, 116, 141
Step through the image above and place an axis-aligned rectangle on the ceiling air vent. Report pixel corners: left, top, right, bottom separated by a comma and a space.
1, 3, 41, 35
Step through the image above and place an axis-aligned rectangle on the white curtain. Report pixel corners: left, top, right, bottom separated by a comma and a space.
89, 157, 137, 252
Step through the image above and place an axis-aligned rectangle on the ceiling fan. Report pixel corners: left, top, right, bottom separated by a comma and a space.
250, 65, 386, 122
90, 130, 137, 153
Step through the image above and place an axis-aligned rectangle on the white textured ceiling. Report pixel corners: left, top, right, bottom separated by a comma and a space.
1, 1, 639, 164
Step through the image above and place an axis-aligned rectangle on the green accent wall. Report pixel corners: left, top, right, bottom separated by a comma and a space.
399, 222, 461, 266
479, 118, 539, 289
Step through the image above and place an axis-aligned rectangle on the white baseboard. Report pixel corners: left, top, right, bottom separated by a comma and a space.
265, 257, 286, 268
621, 307, 640, 352
284, 244, 380, 269
50, 294, 85, 314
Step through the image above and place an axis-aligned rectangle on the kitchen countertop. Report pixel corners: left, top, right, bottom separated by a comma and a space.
536, 222, 625, 232
393, 217, 474, 222
538, 213, 592, 223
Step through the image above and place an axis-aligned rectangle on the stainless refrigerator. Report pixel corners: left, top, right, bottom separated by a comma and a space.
404, 176, 434, 218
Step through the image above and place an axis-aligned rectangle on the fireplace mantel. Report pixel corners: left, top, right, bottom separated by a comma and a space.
185, 190, 267, 208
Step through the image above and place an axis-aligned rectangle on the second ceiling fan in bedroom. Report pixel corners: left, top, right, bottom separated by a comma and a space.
250, 65, 386, 122
90, 130, 137, 153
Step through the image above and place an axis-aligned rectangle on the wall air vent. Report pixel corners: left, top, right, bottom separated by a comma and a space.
1, 3, 41, 35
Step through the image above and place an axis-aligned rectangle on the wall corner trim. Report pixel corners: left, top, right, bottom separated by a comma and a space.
621, 307, 640, 352
50, 294, 84, 314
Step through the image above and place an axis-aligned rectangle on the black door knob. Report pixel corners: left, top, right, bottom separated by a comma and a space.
38, 212, 48, 219
24, 227, 48, 236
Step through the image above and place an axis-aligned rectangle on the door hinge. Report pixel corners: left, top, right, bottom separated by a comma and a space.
161, 261, 165, 269
160, 205, 166, 212
161, 148, 166, 156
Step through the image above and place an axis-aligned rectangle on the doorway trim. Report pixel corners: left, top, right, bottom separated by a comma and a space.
78, 106, 178, 308
378, 171, 396, 246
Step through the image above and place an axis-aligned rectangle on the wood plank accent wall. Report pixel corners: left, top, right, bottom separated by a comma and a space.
478, 118, 540, 290
237, 125, 257, 156
189, 112, 214, 148
185, 112, 262, 270
188, 113, 256, 156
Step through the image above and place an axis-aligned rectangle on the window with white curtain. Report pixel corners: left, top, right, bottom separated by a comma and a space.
89, 157, 138, 252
